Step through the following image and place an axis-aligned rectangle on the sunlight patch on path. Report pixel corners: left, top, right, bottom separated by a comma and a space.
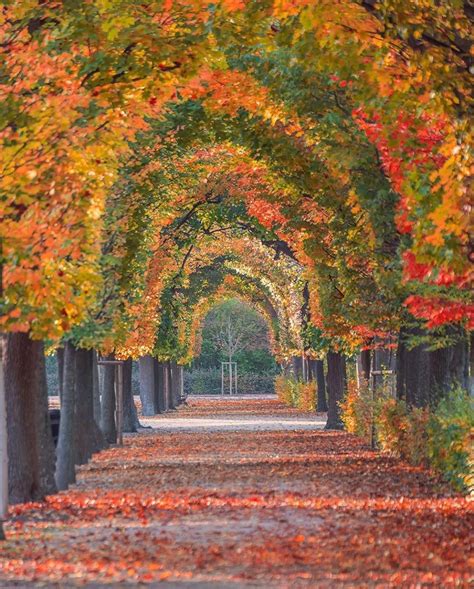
140, 415, 326, 431
141, 395, 326, 431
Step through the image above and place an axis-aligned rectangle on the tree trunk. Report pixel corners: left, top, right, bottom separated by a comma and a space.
0, 336, 7, 539
123, 359, 140, 432
55, 341, 76, 491
74, 348, 105, 465
101, 355, 117, 444
92, 351, 101, 425
57, 347, 64, 402
153, 359, 166, 413
37, 350, 57, 492
360, 349, 371, 382
179, 365, 185, 403
170, 362, 181, 406
5, 333, 56, 503
397, 326, 469, 407
159, 361, 170, 411
291, 356, 304, 380
373, 341, 394, 389
325, 351, 346, 430
315, 359, 328, 412
470, 332, 474, 396
167, 362, 177, 409
139, 356, 156, 416
430, 331, 469, 400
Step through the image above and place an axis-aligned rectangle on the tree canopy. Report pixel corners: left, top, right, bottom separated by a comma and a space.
1, 0, 472, 362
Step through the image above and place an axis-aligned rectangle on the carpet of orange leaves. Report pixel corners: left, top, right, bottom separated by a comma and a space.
1, 398, 472, 587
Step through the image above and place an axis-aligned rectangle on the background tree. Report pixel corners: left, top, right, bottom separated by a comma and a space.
202, 299, 273, 371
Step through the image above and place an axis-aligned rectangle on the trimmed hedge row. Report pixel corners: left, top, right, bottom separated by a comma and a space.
184, 368, 275, 395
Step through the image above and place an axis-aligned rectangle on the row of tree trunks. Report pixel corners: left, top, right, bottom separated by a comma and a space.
155, 360, 169, 414
74, 349, 104, 465
101, 355, 117, 444
5, 333, 56, 502
396, 326, 469, 407
0, 336, 7, 540
92, 351, 101, 426
306, 359, 328, 413
56, 343, 106, 491
314, 360, 328, 413
291, 355, 304, 381
139, 358, 184, 416
138, 356, 155, 416
325, 351, 347, 430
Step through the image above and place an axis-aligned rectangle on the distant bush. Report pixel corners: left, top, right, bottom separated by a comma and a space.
275, 375, 316, 411
340, 378, 373, 440
184, 368, 275, 395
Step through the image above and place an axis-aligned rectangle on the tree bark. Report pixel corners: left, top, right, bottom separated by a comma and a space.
178, 365, 185, 403
139, 356, 156, 416
396, 326, 469, 407
360, 349, 371, 381
315, 359, 328, 412
57, 347, 64, 402
92, 351, 101, 426
5, 333, 57, 503
373, 341, 394, 389
470, 332, 474, 396
101, 355, 117, 444
291, 356, 304, 380
170, 362, 181, 406
167, 362, 178, 409
153, 359, 166, 413
123, 359, 140, 432
74, 348, 105, 465
55, 341, 76, 491
159, 361, 170, 411
325, 351, 346, 430
0, 336, 7, 539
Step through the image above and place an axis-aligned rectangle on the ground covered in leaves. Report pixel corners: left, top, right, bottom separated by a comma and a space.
1, 397, 472, 587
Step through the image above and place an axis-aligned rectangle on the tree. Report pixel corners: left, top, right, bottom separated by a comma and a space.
203, 299, 271, 368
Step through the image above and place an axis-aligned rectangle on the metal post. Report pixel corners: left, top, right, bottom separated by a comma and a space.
229, 361, 233, 395
221, 362, 224, 396
235, 363, 238, 396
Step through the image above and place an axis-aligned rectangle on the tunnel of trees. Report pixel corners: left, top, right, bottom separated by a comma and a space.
0, 0, 473, 538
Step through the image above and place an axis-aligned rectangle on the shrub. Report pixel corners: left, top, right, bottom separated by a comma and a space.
275, 375, 293, 405
340, 376, 473, 494
297, 381, 316, 412
275, 376, 317, 411
340, 378, 373, 440
427, 389, 474, 493
376, 398, 429, 465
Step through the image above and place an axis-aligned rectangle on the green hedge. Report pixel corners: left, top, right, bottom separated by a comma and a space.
184, 368, 275, 395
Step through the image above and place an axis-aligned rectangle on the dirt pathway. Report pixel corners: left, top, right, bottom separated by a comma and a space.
1, 397, 472, 588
